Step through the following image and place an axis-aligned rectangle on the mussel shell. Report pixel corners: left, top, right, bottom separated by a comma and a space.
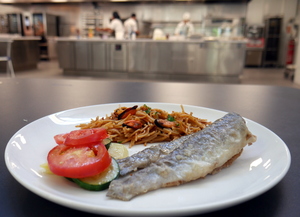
154, 119, 164, 128
122, 121, 143, 129
118, 105, 138, 120
154, 119, 175, 128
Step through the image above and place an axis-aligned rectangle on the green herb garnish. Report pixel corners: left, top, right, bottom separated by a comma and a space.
144, 104, 152, 114
167, 115, 175, 122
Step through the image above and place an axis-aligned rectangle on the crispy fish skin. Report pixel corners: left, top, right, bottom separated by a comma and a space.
117, 133, 193, 176
107, 113, 256, 201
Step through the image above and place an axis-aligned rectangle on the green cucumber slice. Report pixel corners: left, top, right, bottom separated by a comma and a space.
102, 138, 112, 149
71, 158, 119, 191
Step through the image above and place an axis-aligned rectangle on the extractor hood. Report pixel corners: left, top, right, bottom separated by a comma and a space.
0, 0, 251, 4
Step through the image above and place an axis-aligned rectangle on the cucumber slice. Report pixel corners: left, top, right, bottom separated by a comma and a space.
71, 158, 119, 191
102, 138, 112, 149
108, 143, 129, 159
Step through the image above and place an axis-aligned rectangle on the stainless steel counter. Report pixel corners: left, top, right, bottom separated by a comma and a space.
56, 38, 247, 81
0, 37, 40, 72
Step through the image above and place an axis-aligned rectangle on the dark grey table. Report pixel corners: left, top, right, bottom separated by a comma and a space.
1, 78, 299, 217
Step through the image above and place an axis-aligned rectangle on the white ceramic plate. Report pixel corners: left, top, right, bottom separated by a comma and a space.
5, 103, 291, 216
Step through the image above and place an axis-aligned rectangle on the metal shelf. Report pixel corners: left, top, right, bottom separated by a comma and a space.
81, 11, 103, 37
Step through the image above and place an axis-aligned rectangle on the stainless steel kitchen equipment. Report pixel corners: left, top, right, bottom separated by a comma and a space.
262, 17, 282, 67
32, 13, 59, 37
0, 14, 8, 34
0, 38, 15, 77
32, 13, 60, 60
56, 38, 246, 82
0, 37, 39, 72
6, 13, 22, 35
245, 25, 264, 67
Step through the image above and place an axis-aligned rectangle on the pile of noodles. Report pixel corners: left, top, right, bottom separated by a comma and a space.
76, 104, 211, 148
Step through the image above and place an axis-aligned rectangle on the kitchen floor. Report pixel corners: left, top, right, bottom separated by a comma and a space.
1, 60, 300, 89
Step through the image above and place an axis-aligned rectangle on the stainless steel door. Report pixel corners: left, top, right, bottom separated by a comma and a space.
245, 49, 263, 66
107, 42, 127, 71
194, 41, 220, 75
149, 42, 172, 73
219, 42, 245, 75
57, 41, 75, 70
91, 42, 106, 71
75, 41, 90, 70
171, 43, 196, 74
127, 41, 150, 73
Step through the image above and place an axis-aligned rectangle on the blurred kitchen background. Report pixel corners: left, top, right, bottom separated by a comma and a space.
0, 0, 300, 87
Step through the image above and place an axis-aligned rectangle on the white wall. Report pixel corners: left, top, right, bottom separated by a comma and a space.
246, 0, 265, 24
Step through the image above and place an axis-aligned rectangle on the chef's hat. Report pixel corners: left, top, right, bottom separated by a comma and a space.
183, 12, 191, 21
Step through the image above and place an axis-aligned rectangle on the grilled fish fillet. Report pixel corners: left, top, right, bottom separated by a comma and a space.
117, 133, 194, 176
107, 113, 257, 201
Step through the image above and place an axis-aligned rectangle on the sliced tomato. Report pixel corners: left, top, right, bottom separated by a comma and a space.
54, 133, 69, 145
64, 128, 108, 147
47, 143, 111, 178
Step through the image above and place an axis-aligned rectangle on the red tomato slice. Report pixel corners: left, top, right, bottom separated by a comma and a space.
47, 143, 111, 178
64, 128, 108, 147
54, 133, 69, 145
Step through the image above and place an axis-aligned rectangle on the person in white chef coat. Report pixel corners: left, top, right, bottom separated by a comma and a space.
174, 12, 195, 38
98, 11, 124, 39
124, 13, 139, 39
